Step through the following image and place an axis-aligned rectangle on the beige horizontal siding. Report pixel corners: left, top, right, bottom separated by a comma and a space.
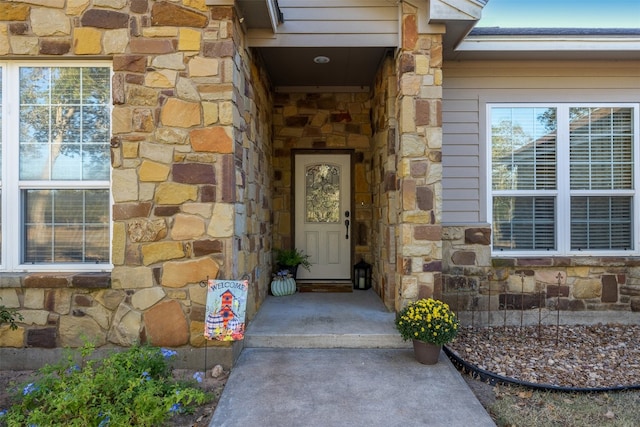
442, 60, 640, 225
247, 0, 399, 47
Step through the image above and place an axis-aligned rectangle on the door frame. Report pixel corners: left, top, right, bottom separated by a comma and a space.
291, 149, 355, 281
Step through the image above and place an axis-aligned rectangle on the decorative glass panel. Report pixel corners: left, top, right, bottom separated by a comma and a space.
491, 107, 557, 191
305, 163, 340, 223
23, 189, 109, 263
493, 196, 555, 250
19, 67, 111, 181
571, 197, 632, 250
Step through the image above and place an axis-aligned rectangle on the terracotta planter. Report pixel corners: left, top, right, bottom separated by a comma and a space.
412, 340, 441, 365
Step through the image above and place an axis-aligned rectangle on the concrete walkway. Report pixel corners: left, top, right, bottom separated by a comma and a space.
209, 290, 496, 427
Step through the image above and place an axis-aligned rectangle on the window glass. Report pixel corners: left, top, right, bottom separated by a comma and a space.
2, 63, 111, 270
491, 105, 636, 255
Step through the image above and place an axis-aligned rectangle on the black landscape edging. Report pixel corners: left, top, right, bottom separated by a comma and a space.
443, 346, 640, 393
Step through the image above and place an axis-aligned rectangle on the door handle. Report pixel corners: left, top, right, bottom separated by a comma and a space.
344, 210, 350, 240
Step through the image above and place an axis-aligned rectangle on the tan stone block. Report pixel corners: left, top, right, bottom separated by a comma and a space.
156, 127, 189, 145
142, 27, 178, 38
0, 25, 8, 56
182, 204, 212, 219
161, 98, 201, 128
190, 320, 207, 347
203, 102, 219, 125
401, 134, 425, 157
155, 182, 198, 204
122, 142, 138, 159
84, 304, 112, 330
103, 28, 128, 54
184, 0, 208, 12
179, 28, 201, 51
17, 310, 48, 325
567, 266, 590, 278
219, 101, 233, 125
0, 289, 19, 307
145, 70, 177, 88
348, 133, 370, 149
171, 214, 205, 240
49, 289, 72, 315
24, 289, 44, 309
189, 56, 220, 77
506, 275, 537, 293
112, 169, 138, 202
434, 69, 443, 86
131, 287, 166, 310
400, 97, 416, 134
144, 300, 188, 346
140, 141, 174, 163
572, 278, 602, 299
190, 127, 233, 153
139, 159, 170, 182
142, 241, 185, 265
401, 74, 421, 96
415, 54, 430, 75
128, 218, 168, 243
31, 7, 70, 36
152, 52, 186, 71
112, 107, 133, 134
112, 222, 126, 265
162, 257, 220, 288
189, 284, 207, 305
166, 289, 188, 300
94, 289, 125, 311
326, 134, 346, 147
107, 303, 142, 346
94, 0, 126, 8
111, 266, 154, 289
0, 3, 30, 20
73, 27, 102, 55
67, 0, 90, 16
127, 85, 158, 107
10, 36, 38, 55
0, 325, 24, 348
59, 315, 106, 347
207, 203, 234, 237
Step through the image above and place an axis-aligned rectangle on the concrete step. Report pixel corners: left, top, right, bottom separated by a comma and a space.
243, 290, 411, 349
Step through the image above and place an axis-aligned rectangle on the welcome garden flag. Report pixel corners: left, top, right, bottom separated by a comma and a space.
204, 279, 249, 341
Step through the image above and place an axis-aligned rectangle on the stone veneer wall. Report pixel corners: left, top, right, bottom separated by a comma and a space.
442, 225, 640, 314
392, 2, 444, 310
371, 54, 398, 310
271, 92, 374, 268
0, 0, 273, 367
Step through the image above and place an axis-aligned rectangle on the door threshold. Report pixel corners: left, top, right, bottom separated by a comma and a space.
296, 280, 353, 293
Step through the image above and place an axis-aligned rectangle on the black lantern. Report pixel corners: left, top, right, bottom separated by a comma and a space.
353, 259, 372, 290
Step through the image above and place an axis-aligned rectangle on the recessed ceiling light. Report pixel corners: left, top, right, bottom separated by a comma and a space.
313, 56, 330, 64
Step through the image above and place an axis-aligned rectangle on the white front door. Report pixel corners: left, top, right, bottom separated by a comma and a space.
294, 153, 352, 280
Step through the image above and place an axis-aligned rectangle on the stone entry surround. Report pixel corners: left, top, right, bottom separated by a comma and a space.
0, 0, 272, 366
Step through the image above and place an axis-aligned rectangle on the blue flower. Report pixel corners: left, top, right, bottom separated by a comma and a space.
160, 348, 177, 359
192, 372, 204, 383
169, 403, 182, 414
142, 371, 151, 381
0, 409, 7, 417
98, 414, 110, 427
23, 383, 38, 396
65, 365, 80, 375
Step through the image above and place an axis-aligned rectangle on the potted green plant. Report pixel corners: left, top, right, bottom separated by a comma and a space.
395, 298, 460, 365
274, 248, 311, 278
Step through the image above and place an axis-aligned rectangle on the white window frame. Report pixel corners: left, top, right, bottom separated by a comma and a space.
488, 103, 640, 257
0, 61, 113, 272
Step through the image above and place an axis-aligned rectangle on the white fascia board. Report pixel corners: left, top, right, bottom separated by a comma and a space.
457, 36, 640, 53
428, 0, 485, 21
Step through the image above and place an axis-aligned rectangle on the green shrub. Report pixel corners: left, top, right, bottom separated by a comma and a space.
0, 298, 23, 331
0, 343, 210, 427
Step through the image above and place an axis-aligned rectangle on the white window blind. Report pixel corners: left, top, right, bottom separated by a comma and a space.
490, 104, 638, 256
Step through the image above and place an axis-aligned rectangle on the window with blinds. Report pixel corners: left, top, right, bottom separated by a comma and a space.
490, 104, 638, 255
0, 63, 111, 271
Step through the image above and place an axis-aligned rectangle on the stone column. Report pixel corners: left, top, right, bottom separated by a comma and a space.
394, 3, 444, 309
